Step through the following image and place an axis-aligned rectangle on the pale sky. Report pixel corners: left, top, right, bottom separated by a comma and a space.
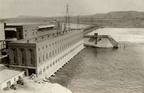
0, 0, 144, 18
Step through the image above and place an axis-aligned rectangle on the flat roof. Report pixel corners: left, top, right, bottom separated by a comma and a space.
9, 29, 82, 44
0, 69, 24, 84
6, 22, 50, 26
5, 28, 17, 31
38, 25, 55, 29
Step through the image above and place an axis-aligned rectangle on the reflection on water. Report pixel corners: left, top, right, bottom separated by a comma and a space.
50, 28, 144, 93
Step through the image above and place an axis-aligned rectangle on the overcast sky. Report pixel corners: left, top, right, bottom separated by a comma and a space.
0, 0, 144, 18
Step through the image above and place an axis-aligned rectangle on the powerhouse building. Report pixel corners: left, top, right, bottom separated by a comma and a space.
7, 22, 84, 77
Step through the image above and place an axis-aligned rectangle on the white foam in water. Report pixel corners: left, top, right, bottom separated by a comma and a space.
88, 28, 144, 43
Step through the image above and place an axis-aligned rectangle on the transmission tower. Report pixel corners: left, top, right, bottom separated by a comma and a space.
91, 16, 93, 25
64, 4, 71, 31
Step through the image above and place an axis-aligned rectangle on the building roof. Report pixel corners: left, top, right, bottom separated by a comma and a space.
9, 29, 82, 44
38, 25, 55, 29
5, 28, 17, 31
6, 22, 50, 26
0, 69, 24, 84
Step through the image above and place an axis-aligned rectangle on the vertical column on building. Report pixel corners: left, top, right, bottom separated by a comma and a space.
17, 48, 20, 66
9, 48, 13, 65
15, 48, 18, 65
33, 48, 37, 67
25, 48, 29, 76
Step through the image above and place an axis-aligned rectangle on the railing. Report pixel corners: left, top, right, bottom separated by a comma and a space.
100, 35, 118, 48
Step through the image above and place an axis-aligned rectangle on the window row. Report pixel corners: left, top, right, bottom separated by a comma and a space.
38, 32, 83, 51
38, 33, 83, 63
38, 43, 83, 75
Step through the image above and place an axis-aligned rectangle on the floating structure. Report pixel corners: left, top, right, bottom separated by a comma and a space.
84, 33, 118, 48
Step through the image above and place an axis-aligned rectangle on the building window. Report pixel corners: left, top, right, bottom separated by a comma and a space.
55, 49, 57, 54
46, 53, 48, 59
58, 48, 59, 53
52, 50, 54, 56
20, 49, 25, 65
47, 65, 49, 69
14, 78, 16, 84
29, 49, 33, 65
43, 55, 44, 61
7, 81, 11, 87
50, 64, 52, 67
49, 52, 51, 58
39, 57, 41, 63
43, 68, 45, 72
39, 70, 42, 75
13, 48, 17, 64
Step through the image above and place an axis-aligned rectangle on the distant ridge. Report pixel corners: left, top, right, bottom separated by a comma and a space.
92, 11, 144, 19
2, 11, 144, 27
16, 15, 46, 18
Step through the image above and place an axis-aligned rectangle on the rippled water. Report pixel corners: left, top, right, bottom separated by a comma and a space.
50, 28, 144, 93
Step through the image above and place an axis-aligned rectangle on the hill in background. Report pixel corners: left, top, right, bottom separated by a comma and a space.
1, 11, 144, 28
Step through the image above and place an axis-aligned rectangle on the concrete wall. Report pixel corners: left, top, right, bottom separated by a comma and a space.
23, 25, 38, 39
22, 23, 60, 39
36, 29, 83, 66
8, 43, 37, 68
37, 40, 84, 78
0, 22, 5, 61
8, 29, 83, 76
0, 22, 5, 40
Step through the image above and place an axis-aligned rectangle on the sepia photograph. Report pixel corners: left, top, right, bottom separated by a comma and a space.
0, 0, 144, 93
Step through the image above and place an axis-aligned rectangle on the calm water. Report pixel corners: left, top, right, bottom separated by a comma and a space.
50, 28, 144, 93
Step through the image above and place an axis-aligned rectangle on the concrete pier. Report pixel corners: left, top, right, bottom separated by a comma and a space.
84, 33, 119, 48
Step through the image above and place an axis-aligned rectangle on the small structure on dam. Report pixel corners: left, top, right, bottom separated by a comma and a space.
84, 33, 119, 48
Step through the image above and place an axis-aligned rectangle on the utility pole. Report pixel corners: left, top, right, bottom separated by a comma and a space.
91, 16, 93, 25
77, 15, 80, 29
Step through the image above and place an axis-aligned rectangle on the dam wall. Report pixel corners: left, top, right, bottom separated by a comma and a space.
83, 25, 99, 35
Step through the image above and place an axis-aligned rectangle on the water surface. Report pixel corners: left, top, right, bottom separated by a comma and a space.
51, 28, 144, 93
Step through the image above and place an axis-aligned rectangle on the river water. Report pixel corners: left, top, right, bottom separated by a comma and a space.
50, 28, 144, 93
